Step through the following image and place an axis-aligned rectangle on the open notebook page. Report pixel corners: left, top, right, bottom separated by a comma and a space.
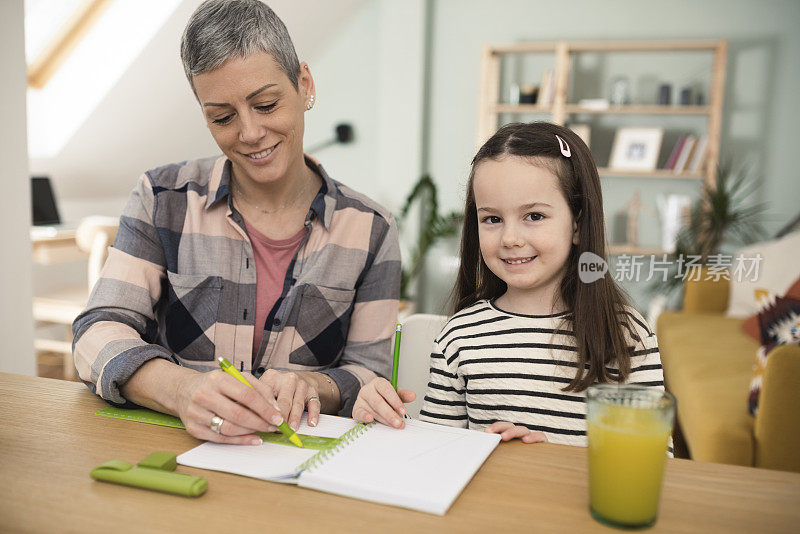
177, 413, 358, 481
298, 418, 501, 515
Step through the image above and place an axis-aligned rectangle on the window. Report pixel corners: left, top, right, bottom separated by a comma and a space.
25, 0, 181, 158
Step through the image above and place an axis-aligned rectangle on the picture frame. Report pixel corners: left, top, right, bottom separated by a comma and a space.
609, 127, 664, 171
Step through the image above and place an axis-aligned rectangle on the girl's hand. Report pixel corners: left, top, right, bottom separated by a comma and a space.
175, 369, 283, 445
352, 377, 416, 429
258, 369, 320, 430
485, 421, 548, 443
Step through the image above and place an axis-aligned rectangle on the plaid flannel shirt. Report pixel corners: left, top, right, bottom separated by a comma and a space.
72, 155, 401, 416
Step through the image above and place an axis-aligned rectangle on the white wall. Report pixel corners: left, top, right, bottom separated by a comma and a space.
0, 0, 35, 375
306, 0, 427, 213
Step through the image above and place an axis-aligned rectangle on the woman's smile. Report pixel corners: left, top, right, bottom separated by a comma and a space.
243, 141, 280, 164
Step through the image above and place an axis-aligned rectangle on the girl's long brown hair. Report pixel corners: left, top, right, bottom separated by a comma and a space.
453, 122, 634, 392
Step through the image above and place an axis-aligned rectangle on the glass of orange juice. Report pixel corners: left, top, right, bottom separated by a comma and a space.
586, 384, 675, 528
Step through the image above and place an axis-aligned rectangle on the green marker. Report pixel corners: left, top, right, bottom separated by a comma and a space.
217, 357, 304, 448
391, 323, 402, 389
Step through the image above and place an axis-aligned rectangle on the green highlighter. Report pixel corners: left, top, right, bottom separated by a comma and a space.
91, 452, 207, 497
391, 323, 402, 389
218, 357, 304, 448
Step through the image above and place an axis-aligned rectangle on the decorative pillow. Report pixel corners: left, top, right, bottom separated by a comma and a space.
748, 293, 800, 415
742, 277, 800, 341
726, 230, 800, 319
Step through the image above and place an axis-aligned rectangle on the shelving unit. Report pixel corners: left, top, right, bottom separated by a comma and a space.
477, 39, 727, 255
493, 104, 712, 116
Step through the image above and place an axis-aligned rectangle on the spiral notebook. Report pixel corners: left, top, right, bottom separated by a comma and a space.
177, 414, 500, 515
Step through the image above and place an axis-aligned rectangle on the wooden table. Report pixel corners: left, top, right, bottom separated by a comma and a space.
30, 227, 85, 264
1, 373, 798, 533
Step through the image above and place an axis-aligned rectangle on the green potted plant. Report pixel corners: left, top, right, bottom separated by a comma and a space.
397, 175, 463, 301
650, 161, 767, 296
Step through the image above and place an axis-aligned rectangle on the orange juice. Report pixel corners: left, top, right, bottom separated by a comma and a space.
586, 386, 674, 527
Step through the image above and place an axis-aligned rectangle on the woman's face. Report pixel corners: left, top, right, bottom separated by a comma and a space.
192, 51, 314, 186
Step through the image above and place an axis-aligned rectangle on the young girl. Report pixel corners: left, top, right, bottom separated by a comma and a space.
352, 122, 666, 447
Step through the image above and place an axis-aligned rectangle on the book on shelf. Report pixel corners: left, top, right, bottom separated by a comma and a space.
664, 135, 687, 170
688, 134, 709, 172
538, 69, 555, 105
673, 135, 697, 173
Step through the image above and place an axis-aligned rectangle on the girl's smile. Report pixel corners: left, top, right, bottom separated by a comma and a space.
501, 255, 537, 265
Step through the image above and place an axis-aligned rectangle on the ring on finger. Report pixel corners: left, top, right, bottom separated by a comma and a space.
308, 396, 321, 404
210, 414, 224, 435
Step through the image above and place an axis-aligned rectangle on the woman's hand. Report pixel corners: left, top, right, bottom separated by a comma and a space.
485, 422, 548, 444
174, 369, 284, 445
352, 377, 416, 429
258, 369, 321, 430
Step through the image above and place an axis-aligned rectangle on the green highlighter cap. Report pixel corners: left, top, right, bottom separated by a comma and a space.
91, 452, 207, 497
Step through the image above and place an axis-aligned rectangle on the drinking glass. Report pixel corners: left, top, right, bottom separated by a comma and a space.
587, 384, 675, 528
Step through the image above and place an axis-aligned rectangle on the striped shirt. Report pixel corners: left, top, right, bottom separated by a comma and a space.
72, 155, 401, 416
419, 299, 666, 447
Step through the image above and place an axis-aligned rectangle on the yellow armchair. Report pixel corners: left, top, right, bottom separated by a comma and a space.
755, 345, 800, 471
658, 275, 800, 472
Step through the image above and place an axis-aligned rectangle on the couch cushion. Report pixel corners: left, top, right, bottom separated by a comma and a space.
683, 271, 730, 314
726, 230, 800, 318
742, 276, 800, 341
657, 312, 758, 466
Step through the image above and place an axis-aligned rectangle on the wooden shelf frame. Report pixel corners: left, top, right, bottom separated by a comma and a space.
597, 168, 704, 180
477, 39, 727, 187
607, 245, 668, 256
488, 40, 723, 54
495, 104, 712, 115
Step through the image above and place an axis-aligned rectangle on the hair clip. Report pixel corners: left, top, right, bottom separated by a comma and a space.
555, 135, 571, 157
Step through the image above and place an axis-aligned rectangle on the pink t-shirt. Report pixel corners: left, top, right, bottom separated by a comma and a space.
244, 220, 307, 360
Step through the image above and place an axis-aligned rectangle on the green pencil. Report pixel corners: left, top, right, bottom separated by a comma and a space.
391, 323, 402, 389
217, 357, 303, 448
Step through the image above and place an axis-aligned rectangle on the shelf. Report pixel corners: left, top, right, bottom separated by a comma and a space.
494, 104, 554, 114
493, 104, 710, 115
598, 168, 704, 179
566, 40, 722, 52
607, 245, 667, 256
566, 105, 711, 115
488, 40, 722, 55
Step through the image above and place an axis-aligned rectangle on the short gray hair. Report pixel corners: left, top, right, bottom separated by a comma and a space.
180, 0, 300, 92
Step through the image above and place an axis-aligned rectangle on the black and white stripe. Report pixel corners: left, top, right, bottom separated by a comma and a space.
420, 300, 668, 449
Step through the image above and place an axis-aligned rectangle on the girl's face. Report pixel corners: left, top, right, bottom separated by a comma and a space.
473, 156, 578, 310
192, 51, 314, 186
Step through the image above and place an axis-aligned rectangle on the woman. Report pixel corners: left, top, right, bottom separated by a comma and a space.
72, 0, 400, 446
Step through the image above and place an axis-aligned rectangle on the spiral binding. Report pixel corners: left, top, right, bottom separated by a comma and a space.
297, 421, 375, 473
